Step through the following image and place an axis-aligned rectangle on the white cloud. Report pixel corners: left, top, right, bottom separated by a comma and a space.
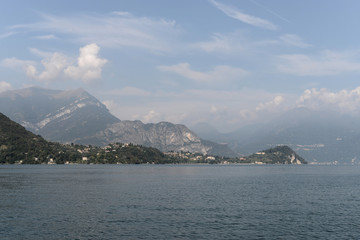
1, 54, 67, 83
64, 43, 107, 83
102, 88, 291, 132
1, 43, 107, 84
157, 63, 249, 83
34, 52, 69, 82
296, 87, 360, 112
210, 0, 278, 30
0, 58, 38, 79
256, 95, 284, 111
12, 12, 180, 53
0, 81, 12, 93
277, 50, 360, 76
1, 57, 35, 69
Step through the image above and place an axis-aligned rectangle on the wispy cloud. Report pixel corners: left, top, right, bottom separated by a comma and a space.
210, 0, 278, 30
277, 50, 360, 76
195, 32, 244, 53
256, 34, 311, 48
157, 63, 249, 83
34, 34, 57, 40
0, 32, 16, 40
249, 0, 291, 23
278, 34, 311, 48
29, 48, 54, 58
195, 31, 310, 55
11, 12, 181, 53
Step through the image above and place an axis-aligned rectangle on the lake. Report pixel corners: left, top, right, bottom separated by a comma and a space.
1, 164, 360, 239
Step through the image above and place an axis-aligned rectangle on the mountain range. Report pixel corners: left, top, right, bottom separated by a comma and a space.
2, 87, 359, 164
0, 87, 235, 157
0, 111, 305, 164
191, 108, 360, 164
0, 112, 189, 164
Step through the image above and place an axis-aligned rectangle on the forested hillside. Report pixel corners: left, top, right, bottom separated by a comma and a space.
0, 113, 180, 164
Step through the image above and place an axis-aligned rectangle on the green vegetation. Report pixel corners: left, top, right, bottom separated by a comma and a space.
245, 146, 307, 164
0, 112, 306, 164
0, 113, 184, 164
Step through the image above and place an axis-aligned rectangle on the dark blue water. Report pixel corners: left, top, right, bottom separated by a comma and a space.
1, 165, 360, 239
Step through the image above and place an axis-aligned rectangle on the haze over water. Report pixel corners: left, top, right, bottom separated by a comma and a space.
1, 164, 359, 239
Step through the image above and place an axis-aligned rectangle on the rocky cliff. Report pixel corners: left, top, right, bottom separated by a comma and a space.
77, 120, 211, 154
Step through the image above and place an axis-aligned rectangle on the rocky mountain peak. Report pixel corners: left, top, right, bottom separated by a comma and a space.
0, 87, 235, 157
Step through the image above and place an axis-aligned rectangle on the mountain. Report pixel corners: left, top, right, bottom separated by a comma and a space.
77, 120, 208, 152
0, 111, 302, 165
246, 146, 307, 164
0, 87, 234, 156
0, 113, 76, 164
0, 87, 119, 142
0, 112, 187, 164
210, 108, 360, 164
0, 111, 57, 163
190, 122, 222, 141
81, 120, 235, 157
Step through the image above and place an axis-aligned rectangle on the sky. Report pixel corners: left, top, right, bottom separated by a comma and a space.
2, 0, 360, 132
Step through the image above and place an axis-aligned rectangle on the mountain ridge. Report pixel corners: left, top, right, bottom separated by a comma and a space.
0, 111, 304, 164
191, 107, 360, 163
0, 112, 187, 164
0, 87, 235, 157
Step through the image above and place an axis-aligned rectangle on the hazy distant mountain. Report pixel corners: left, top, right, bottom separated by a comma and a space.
190, 122, 222, 141
0, 87, 234, 156
211, 108, 360, 163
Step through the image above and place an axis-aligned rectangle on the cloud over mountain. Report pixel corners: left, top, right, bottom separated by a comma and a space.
297, 86, 360, 112
1, 44, 107, 83
64, 44, 108, 83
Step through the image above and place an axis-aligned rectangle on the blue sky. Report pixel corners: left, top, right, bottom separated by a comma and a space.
2, 0, 360, 132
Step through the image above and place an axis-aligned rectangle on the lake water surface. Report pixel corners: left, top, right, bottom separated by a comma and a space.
1, 164, 360, 239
